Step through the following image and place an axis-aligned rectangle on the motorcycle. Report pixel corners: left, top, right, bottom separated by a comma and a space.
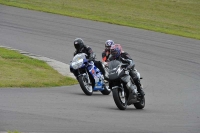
108, 60, 145, 110
70, 53, 111, 96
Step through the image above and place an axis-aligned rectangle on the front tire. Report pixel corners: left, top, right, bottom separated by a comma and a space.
112, 88, 127, 110
101, 81, 111, 95
78, 76, 93, 96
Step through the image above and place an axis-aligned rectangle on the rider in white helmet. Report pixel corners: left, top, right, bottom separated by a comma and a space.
102, 40, 115, 62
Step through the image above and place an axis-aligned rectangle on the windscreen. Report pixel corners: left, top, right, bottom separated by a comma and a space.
108, 60, 121, 70
72, 53, 86, 62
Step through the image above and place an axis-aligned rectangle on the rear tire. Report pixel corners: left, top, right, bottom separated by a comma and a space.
101, 80, 111, 95
133, 96, 145, 109
112, 88, 127, 110
78, 76, 93, 96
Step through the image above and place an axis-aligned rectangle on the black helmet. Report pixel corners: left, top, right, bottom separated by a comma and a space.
74, 38, 84, 50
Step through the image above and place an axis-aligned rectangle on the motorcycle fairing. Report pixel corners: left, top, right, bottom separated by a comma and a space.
87, 61, 104, 91
70, 53, 88, 70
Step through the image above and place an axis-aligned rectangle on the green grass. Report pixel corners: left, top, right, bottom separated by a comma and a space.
0, 0, 199, 40
0, 47, 78, 87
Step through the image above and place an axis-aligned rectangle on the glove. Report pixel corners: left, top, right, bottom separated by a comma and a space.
103, 62, 108, 66
106, 51, 109, 56
88, 57, 94, 61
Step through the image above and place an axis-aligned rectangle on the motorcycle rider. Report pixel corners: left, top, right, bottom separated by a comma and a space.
102, 40, 115, 62
108, 44, 145, 97
70, 38, 105, 79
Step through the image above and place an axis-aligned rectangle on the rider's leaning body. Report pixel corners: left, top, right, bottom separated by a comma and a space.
108, 44, 145, 97
73, 39, 95, 60
102, 40, 115, 63
70, 38, 105, 78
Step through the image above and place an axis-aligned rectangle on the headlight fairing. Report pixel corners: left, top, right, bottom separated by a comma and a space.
71, 59, 83, 69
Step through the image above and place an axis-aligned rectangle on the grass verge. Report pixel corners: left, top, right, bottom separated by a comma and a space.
8, 131, 21, 133
0, 0, 199, 40
0, 47, 77, 87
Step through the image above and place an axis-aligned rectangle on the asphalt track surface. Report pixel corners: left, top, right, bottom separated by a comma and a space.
0, 5, 200, 133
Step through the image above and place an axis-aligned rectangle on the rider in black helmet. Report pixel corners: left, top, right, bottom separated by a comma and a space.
71, 38, 105, 78
73, 38, 95, 59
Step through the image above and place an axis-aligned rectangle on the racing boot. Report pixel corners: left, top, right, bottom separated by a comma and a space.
134, 79, 145, 98
138, 85, 145, 98
130, 84, 138, 96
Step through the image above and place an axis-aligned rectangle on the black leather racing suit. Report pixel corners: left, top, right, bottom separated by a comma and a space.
108, 52, 144, 96
71, 45, 105, 77
102, 50, 111, 62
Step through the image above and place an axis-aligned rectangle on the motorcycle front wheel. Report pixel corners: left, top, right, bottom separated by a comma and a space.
112, 88, 127, 110
78, 75, 93, 96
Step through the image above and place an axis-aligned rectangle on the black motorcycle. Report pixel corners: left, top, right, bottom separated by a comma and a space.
108, 60, 145, 110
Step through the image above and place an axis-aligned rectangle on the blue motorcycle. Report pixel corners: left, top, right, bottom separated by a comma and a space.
70, 53, 111, 96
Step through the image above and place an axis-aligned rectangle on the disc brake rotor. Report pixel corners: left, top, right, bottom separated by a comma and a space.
119, 91, 126, 104
83, 78, 92, 92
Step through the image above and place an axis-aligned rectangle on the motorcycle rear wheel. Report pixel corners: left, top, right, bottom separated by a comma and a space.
101, 80, 111, 95
78, 76, 93, 96
133, 96, 145, 109
112, 88, 127, 110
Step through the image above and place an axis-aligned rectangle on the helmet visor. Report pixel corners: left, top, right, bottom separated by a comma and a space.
105, 46, 111, 51
74, 44, 80, 50
111, 49, 118, 57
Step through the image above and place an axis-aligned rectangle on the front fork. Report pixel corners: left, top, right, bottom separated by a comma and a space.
112, 85, 125, 98
83, 72, 91, 84
76, 68, 91, 85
